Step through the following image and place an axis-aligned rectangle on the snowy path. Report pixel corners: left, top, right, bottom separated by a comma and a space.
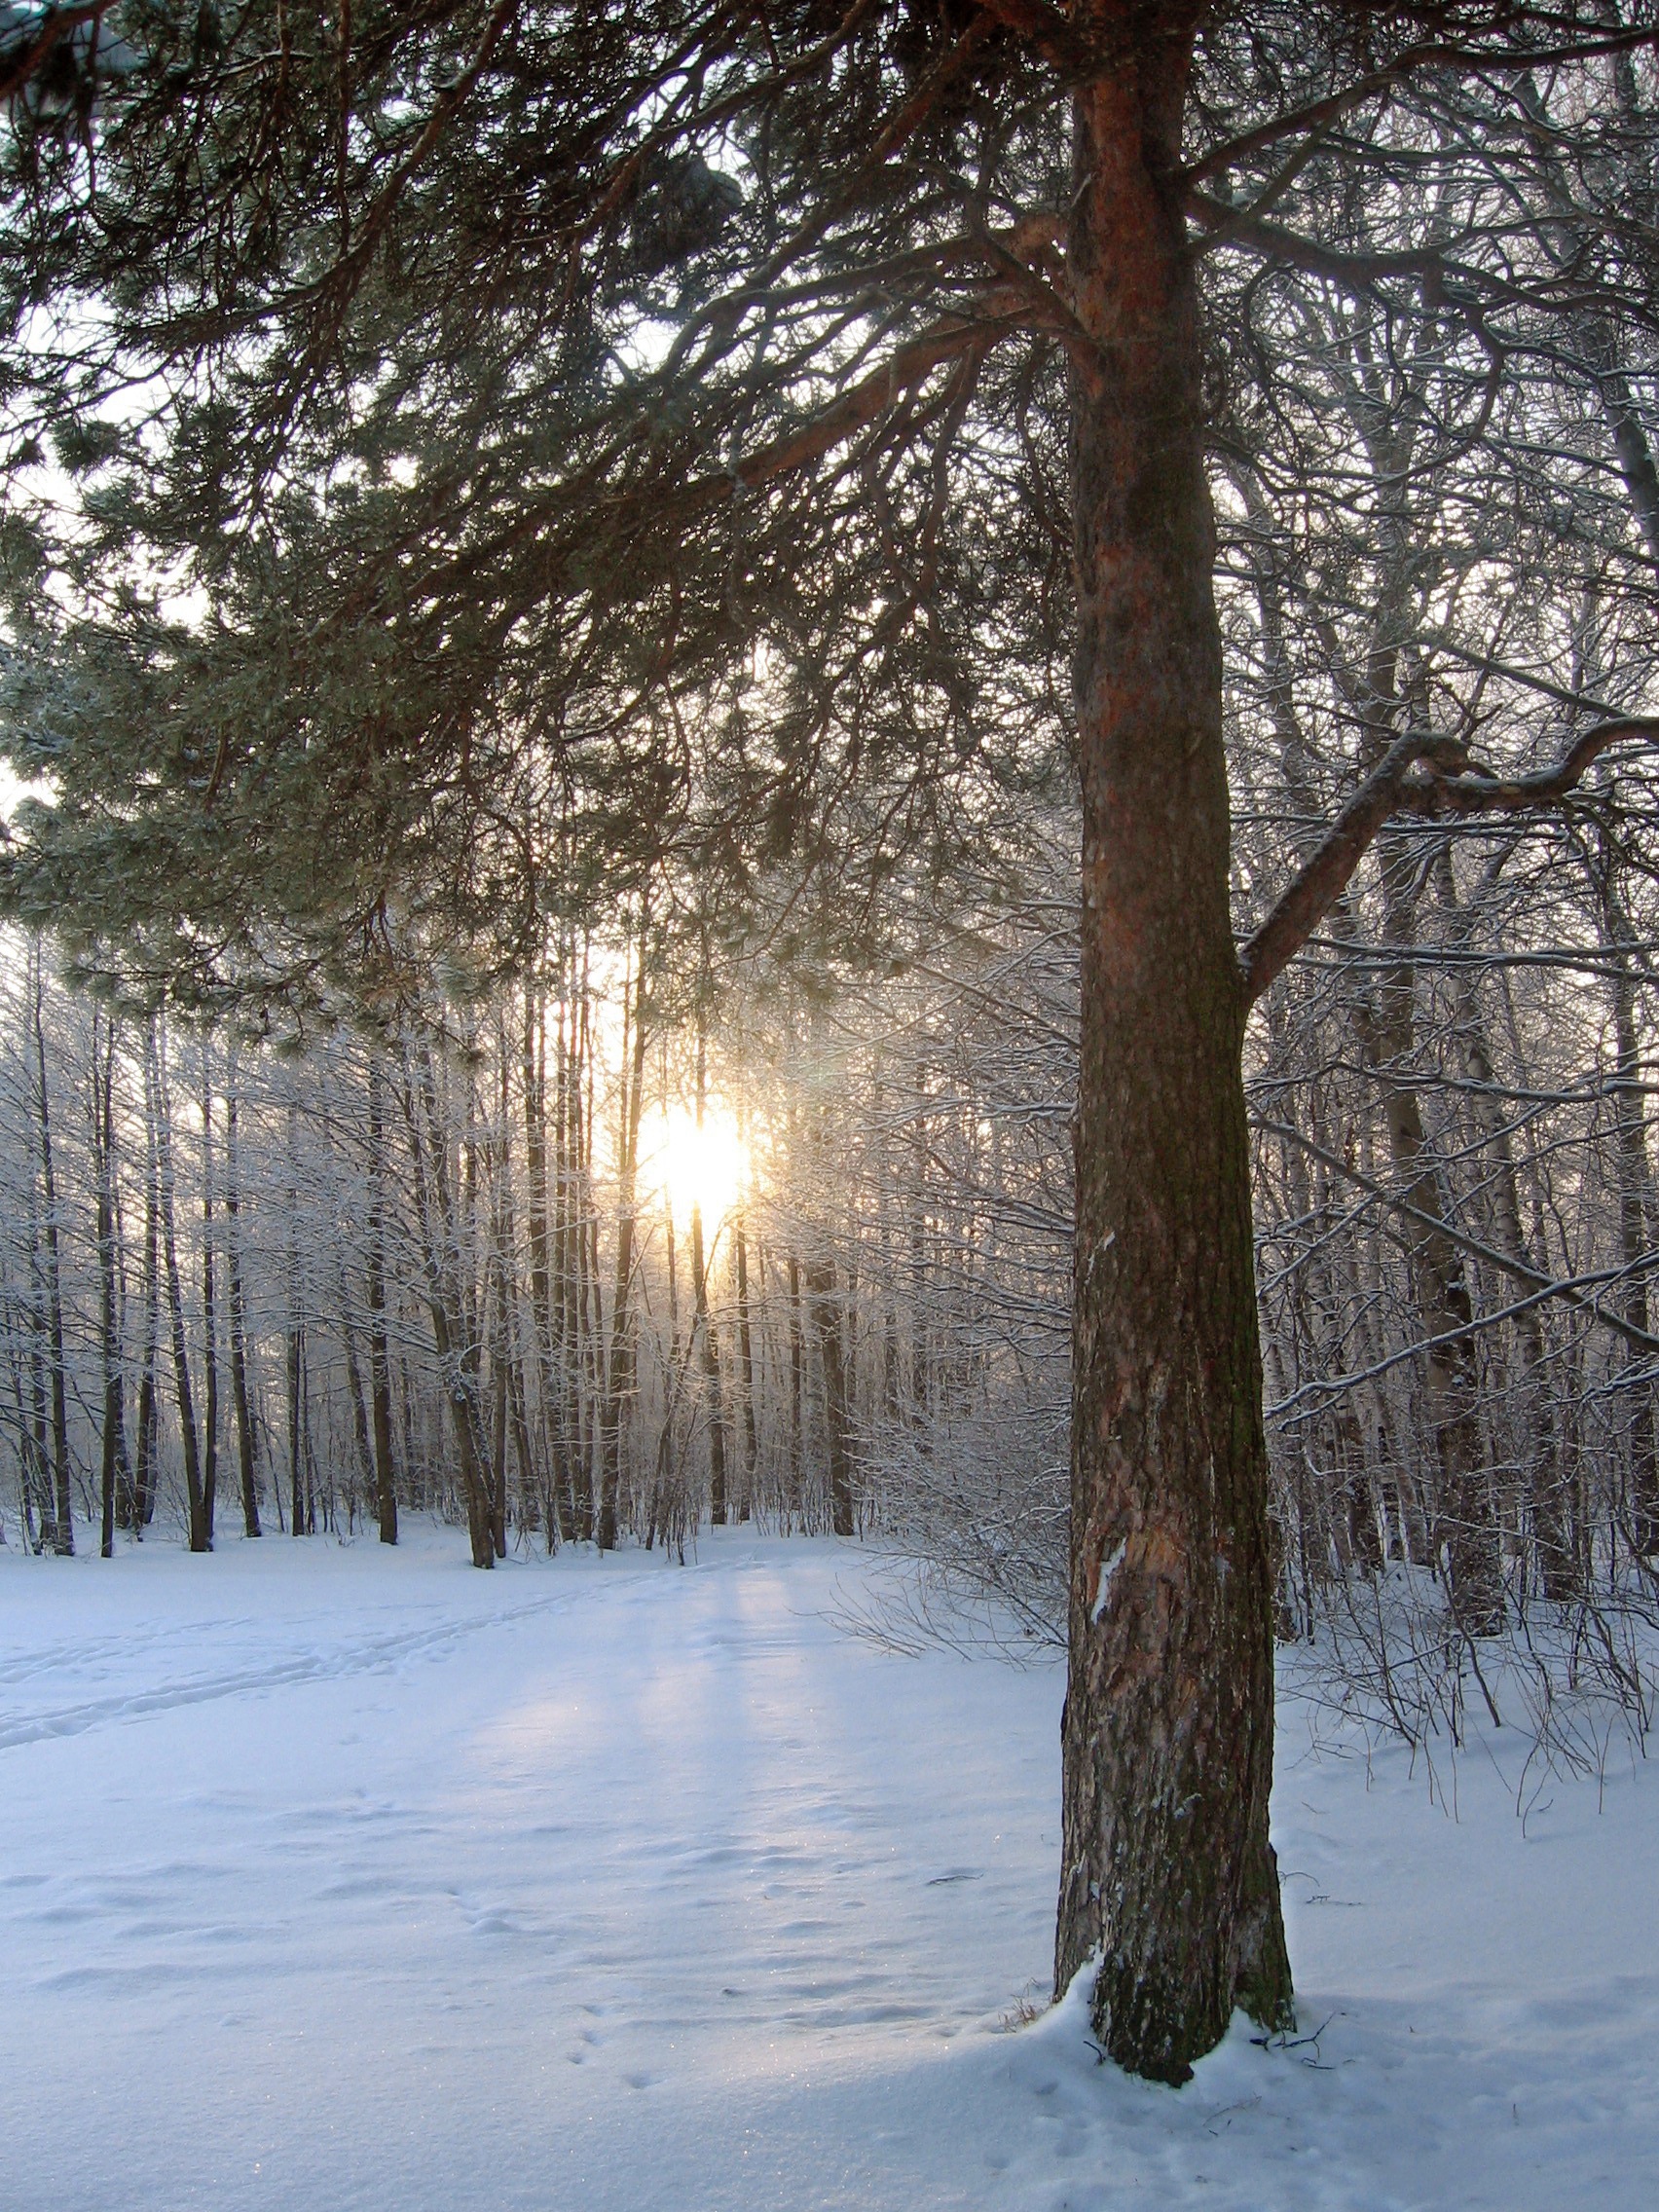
1, 1530, 1656, 2210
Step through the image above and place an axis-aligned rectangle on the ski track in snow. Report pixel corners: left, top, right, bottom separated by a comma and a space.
0, 1528, 1655, 2211
0, 1596, 559, 1750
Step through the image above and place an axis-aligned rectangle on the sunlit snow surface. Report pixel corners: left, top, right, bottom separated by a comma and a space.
1, 1529, 1655, 2210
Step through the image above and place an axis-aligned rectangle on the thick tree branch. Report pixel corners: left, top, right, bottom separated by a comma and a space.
1239, 719, 1659, 1005
973, 0, 1096, 74
689, 309, 1033, 504
1239, 729, 1471, 1003
1396, 717, 1659, 819
401, 305, 1028, 616
299, 0, 518, 340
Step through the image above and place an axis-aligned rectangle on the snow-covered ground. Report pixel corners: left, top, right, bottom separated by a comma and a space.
1, 1528, 1654, 2211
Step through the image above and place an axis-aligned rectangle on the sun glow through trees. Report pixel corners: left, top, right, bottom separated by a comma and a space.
638, 1103, 749, 1226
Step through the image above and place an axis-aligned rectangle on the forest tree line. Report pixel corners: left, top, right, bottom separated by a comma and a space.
7, 711, 1659, 1683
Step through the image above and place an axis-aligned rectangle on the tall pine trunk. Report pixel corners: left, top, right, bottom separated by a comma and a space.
1056, 8, 1292, 2082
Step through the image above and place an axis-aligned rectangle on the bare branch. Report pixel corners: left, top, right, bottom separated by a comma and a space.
1255, 1117, 1659, 1359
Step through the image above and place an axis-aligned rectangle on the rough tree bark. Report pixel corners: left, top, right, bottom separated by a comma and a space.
1054, 1, 1294, 2083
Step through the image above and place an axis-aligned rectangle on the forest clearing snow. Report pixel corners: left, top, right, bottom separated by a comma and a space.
1, 1529, 1655, 2211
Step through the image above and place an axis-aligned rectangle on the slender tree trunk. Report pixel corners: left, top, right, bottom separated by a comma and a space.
691, 1197, 728, 1526
489, 1262, 511, 1558
9, 1311, 41, 1553
651, 1191, 686, 1550
564, 968, 597, 1541
787, 1247, 804, 1513
690, 967, 730, 1526
404, 1044, 498, 1567
461, 1068, 507, 1560
31, 948, 73, 1555
1601, 880, 1659, 1556
131, 1054, 161, 1533
154, 1025, 209, 1552
805, 1256, 854, 1537
224, 1079, 262, 1537
93, 1014, 126, 1560
733, 1212, 757, 1506
599, 911, 650, 1551
488, 1029, 525, 1557
286, 1102, 309, 1537
1433, 853, 1573, 1596
27, 1288, 49, 1547
1366, 840, 1504, 1633
523, 984, 570, 1544
1055, 11, 1293, 2082
365, 1054, 398, 1544
341, 1272, 377, 1523
200, 1055, 219, 1545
